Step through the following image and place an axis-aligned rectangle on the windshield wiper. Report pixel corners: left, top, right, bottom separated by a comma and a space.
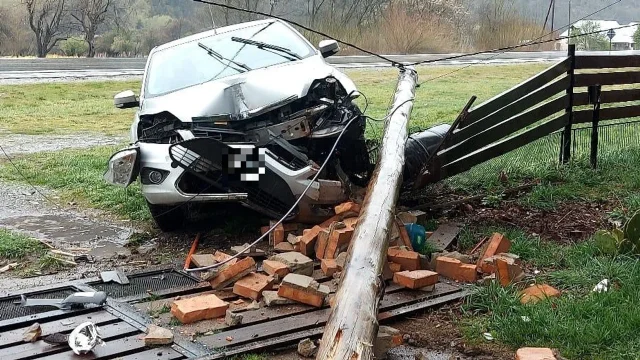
230, 37, 302, 60
198, 42, 251, 72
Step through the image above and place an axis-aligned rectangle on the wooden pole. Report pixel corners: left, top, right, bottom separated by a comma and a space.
316, 66, 417, 360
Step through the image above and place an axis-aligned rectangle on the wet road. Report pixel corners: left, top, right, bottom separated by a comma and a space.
0, 51, 577, 83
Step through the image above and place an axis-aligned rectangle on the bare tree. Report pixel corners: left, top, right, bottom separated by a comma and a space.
24, 0, 68, 57
70, 0, 111, 57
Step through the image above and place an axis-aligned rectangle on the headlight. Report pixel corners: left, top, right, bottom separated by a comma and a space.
104, 148, 140, 187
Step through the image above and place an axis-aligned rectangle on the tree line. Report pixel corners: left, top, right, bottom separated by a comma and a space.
0, 0, 566, 58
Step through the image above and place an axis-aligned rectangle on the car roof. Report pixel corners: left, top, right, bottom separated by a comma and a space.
152, 19, 278, 53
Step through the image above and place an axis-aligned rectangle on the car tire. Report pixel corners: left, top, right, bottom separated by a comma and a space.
147, 202, 187, 232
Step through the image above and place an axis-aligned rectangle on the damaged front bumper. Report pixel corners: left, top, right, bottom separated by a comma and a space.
104, 143, 249, 205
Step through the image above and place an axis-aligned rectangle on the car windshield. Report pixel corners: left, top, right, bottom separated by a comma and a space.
144, 21, 316, 97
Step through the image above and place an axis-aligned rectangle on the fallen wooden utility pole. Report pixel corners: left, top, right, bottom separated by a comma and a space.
316, 66, 418, 360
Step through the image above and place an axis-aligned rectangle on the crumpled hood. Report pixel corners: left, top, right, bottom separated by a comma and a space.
139, 57, 356, 122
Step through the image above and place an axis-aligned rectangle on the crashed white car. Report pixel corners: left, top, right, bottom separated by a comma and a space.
105, 19, 374, 231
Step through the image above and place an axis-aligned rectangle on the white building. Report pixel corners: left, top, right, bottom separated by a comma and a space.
555, 20, 638, 51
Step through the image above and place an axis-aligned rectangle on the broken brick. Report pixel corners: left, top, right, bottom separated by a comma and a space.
389, 262, 402, 273
233, 272, 275, 300
479, 252, 520, 274
299, 225, 323, 257
393, 270, 439, 289
23, 323, 41, 342
335, 201, 361, 215
262, 260, 290, 278
495, 257, 524, 287
520, 284, 561, 304
335, 252, 348, 269
210, 257, 257, 289
277, 273, 330, 307
516, 347, 557, 360
269, 221, 285, 246
396, 211, 418, 225
375, 326, 403, 359
287, 233, 301, 246
190, 254, 217, 268
212, 251, 238, 268
283, 223, 300, 232
324, 226, 354, 259
171, 294, 229, 324
269, 252, 314, 276
436, 257, 477, 282
274, 242, 294, 252
476, 233, 511, 269
315, 228, 331, 259
144, 325, 173, 346
263, 290, 296, 306
225, 310, 243, 326
321, 258, 339, 277
387, 247, 421, 271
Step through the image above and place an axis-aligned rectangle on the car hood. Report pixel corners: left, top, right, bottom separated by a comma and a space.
139, 57, 357, 122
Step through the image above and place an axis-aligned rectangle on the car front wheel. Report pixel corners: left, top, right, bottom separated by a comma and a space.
147, 202, 187, 232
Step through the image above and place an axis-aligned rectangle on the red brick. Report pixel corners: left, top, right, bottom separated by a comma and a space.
260, 226, 270, 235
476, 233, 511, 269
269, 221, 285, 246
262, 260, 290, 278
324, 227, 354, 259
321, 259, 339, 277
389, 262, 402, 273
282, 223, 300, 232
516, 347, 557, 360
436, 257, 477, 282
315, 228, 330, 260
387, 247, 421, 271
212, 251, 237, 266
495, 258, 524, 287
274, 242, 294, 252
319, 214, 343, 228
299, 225, 323, 257
335, 201, 361, 215
277, 274, 329, 307
393, 270, 439, 289
171, 294, 229, 324
210, 257, 256, 289
233, 272, 275, 300
480, 252, 520, 274
520, 284, 561, 304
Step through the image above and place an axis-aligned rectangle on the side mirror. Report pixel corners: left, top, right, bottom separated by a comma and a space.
318, 40, 339, 58
114, 90, 139, 109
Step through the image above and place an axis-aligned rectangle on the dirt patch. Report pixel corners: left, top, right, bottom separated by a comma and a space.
391, 302, 512, 359
460, 200, 611, 243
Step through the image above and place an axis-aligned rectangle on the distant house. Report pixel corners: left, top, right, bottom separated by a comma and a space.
555, 20, 638, 51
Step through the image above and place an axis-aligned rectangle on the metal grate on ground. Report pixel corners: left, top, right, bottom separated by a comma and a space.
0, 287, 76, 321
90, 270, 198, 299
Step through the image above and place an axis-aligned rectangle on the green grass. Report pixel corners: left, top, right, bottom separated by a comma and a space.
0, 64, 546, 136
0, 145, 149, 221
0, 80, 139, 135
0, 229, 45, 260
462, 226, 640, 359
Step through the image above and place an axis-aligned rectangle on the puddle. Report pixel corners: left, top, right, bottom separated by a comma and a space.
0, 214, 132, 250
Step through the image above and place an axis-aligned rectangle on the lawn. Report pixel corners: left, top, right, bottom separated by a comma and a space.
0, 64, 548, 136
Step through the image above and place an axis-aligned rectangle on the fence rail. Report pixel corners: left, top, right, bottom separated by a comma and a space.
417, 44, 640, 187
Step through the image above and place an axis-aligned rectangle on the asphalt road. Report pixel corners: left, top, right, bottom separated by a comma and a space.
1, 50, 638, 82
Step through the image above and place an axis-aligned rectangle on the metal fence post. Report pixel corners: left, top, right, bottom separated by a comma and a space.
561, 44, 576, 164
589, 84, 602, 169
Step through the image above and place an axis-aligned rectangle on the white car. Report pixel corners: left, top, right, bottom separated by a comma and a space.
104, 19, 374, 231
